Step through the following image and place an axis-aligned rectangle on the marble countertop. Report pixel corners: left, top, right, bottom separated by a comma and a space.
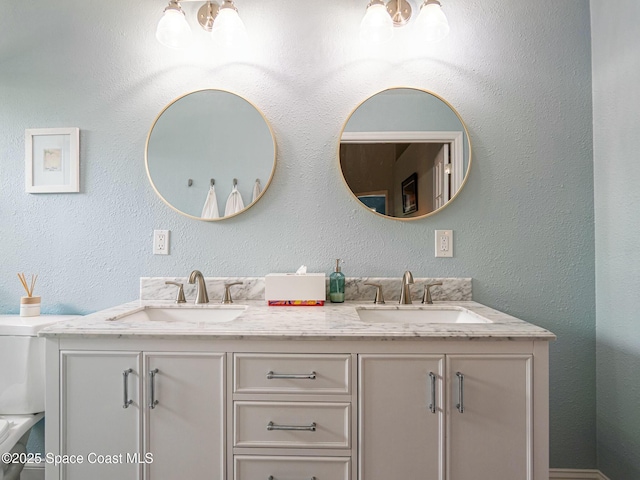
39, 300, 555, 341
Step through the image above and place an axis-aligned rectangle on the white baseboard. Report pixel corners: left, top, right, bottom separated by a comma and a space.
549, 469, 610, 480
20, 464, 44, 480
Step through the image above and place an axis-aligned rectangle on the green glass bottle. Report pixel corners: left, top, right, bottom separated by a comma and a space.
329, 259, 345, 303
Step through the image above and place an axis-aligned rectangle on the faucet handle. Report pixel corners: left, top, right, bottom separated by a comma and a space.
222, 282, 243, 304
364, 283, 385, 304
422, 282, 443, 305
165, 281, 186, 304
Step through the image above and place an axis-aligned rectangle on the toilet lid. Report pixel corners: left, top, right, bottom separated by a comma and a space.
0, 419, 10, 444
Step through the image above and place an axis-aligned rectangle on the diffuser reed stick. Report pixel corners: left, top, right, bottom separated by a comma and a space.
17, 273, 38, 297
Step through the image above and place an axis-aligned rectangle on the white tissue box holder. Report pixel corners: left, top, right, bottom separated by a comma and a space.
265, 273, 326, 305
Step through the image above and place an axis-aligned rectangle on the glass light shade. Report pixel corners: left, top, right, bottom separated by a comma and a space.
211, 8, 248, 49
415, 2, 450, 43
156, 9, 192, 48
360, 3, 394, 44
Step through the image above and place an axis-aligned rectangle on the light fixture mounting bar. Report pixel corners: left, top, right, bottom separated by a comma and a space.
197, 1, 219, 31
386, 0, 412, 27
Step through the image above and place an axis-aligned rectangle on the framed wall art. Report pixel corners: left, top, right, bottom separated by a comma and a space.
401, 172, 418, 215
25, 127, 79, 193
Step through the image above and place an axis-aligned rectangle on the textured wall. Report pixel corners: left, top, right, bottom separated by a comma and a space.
0, 0, 594, 467
592, 0, 640, 478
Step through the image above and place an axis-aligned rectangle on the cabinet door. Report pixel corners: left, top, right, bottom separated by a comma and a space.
447, 355, 533, 480
144, 353, 225, 480
60, 351, 142, 480
359, 354, 445, 480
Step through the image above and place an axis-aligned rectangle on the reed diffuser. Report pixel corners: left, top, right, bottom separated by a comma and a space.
18, 273, 40, 317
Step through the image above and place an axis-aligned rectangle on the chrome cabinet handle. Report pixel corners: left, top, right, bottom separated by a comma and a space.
456, 371, 464, 413
149, 368, 159, 409
268, 477, 317, 480
267, 421, 317, 432
266, 371, 317, 380
269, 477, 317, 480
122, 368, 133, 409
428, 372, 436, 414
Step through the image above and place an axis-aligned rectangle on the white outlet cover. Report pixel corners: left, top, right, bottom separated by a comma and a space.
153, 230, 170, 255
435, 230, 453, 258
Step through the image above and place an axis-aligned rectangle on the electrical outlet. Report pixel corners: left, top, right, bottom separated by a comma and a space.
153, 230, 170, 255
435, 230, 453, 258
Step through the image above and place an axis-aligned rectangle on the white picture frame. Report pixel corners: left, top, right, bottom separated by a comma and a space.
25, 127, 80, 193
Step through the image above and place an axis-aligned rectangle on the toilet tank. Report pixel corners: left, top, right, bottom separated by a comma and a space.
0, 315, 77, 414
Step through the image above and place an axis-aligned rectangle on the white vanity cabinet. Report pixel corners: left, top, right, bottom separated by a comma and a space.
45, 331, 549, 480
144, 353, 225, 480
52, 347, 225, 480
359, 348, 547, 480
446, 355, 532, 480
60, 351, 142, 480
358, 354, 445, 480
232, 353, 354, 480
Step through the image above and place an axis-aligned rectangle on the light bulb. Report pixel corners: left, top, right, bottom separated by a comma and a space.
415, 0, 450, 43
156, 7, 192, 48
360, 2, 394, 44
211, 7, 248, 50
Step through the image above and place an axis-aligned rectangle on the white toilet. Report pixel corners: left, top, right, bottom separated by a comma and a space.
0, 315, 76, 480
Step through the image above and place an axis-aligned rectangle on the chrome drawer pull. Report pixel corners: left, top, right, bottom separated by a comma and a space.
456, 371, 464, 413
428, 372, 436, 414
149, 368, 159, 409
122, 368, 133, 409
268, 477, 317, 480
267, 421, 317, 432
266, 371, 317, 380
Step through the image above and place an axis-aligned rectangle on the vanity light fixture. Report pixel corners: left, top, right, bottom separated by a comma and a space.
157, 0, 247, 48
360, 0, 394, 43
210, 0, 248, 48
156, 0, 193, 48
360, 0, 450, 44
415, 0, 450, 42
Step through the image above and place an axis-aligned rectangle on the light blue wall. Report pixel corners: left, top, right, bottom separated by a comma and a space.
0, 0, 595, 468
592, 0, 640, 478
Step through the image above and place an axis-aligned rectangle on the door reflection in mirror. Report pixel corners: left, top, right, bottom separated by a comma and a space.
339, 88, 471, 220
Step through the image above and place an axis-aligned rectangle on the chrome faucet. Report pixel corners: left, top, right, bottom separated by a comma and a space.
188, 270, 209, 304
399, 271, 414, 304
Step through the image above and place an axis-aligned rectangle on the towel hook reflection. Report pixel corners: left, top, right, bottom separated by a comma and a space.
210, 178, 215, 187
233, 178, 238, 186
188, 179, 193, 187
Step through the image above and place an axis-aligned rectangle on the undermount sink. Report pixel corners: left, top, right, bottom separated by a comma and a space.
117, 306, 247, 324
356, 306, 492, 324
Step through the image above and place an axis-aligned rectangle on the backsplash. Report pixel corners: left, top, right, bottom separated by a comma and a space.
140, 277, 472, 303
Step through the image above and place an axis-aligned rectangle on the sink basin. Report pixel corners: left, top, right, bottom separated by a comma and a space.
117, 306, 247, 324
356, 306, 491, 324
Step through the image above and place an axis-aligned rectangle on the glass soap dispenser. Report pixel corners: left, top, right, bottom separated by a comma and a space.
329, 259, 345, 303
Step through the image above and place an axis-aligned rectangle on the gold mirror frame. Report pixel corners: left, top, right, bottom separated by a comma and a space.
338, 87, 472, 221
145, 89, 277, 222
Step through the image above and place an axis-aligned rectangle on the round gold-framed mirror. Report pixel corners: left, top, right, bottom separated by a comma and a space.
339, 87, 471, 220
145, 89, 277, 221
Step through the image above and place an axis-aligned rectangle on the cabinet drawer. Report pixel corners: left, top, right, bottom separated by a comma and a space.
234, 401, 350, 449
235, 455, 350, 480
234, 354, 351, 395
